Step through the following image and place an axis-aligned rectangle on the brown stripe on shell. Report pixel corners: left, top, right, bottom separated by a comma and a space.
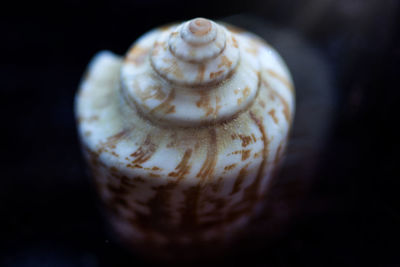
99, 128, 132, 152
135, 84, 166, 102
267, 69, 294, 93
209, 70, 224, 79
241, 149, 251, 161
224, 163, 237, 171
215, 95, 221, 116
268, 109, 278, 124
133, 182, 178, 233
168, 149, 193, 180
249, 111, 269, 197
130, 134, 157, 164
196, 94, 214, 117
263, 78, 291, 123
232, 133, 255, 147
150, 88, 176, 115
218, 55, 232, 68
130, 148, 195, 235
232, 36, 238, 48
223, 111, 268, 223
271, 90, 290, 123
196, 128, 218, 181
230, 163, 249, 195
196, 64, 206, 82
274, 142, 284, 166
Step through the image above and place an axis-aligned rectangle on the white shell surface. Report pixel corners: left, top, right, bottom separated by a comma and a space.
75, 18, 295, 247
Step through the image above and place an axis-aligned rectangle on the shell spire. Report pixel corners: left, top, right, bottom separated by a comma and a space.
121, 18, 262, 127
151, 18, 239, 86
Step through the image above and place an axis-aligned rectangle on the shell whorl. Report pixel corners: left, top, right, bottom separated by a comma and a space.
121, 18, 261, 127
151, 18, 239, 86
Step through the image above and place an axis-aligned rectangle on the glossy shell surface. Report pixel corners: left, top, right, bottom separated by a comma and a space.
75, 18, 295, 249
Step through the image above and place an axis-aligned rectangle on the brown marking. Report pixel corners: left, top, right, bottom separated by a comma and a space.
165, 105, 176, 114
239, 135, 253, 147
196, 94, 214, 117
125, 46, 150, 65
135, 85, 166, 102
100, 129, 131, 150
134, 182, 177, 232
130, 135, 156, 164
274, 143, 284, 166
126, 163, 143, 169
171, 31, 179, 36
253, 151, 261, 158
243, 87, 250, 97
171, 64, 184, 79
248, 111, 269, 198
196, 129, 218, 181
215, 95, 222, 115
151, 41, 166, 57
263, 79, 291, 122
272, 91, 290, 122
241, 149, 251, 161
151, 166, 162, 171
218, 55, 232, 68
168, 149, 193, 180
230, 164, 249, 195
237, 87, 251, 105
224, 164, 237, 171
259, 99, 266, 108
209, 70, 224, 79
189, 18, 211, 36
223, 112, 269, 223
151, 88, 176, 115
111, 151, 119, 158
196, 64, 206, 82
267, 69, 294, 93
232, 36, 239, 48
245, 47, 258, 55
269, 109, 278, 124
251, 134, 257, 142
234, 89, 239, 95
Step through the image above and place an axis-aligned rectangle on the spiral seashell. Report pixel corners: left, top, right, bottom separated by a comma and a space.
75, 17, 295, 259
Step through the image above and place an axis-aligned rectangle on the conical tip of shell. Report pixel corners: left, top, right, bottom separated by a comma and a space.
189, 18, 212, 36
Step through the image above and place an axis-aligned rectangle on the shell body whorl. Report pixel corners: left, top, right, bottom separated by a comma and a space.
75, 18, 295, 256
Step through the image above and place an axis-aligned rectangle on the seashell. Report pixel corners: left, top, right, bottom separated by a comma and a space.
75, 18, 295, 259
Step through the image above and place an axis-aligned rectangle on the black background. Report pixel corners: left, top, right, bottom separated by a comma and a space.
1, 0, 400, 266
